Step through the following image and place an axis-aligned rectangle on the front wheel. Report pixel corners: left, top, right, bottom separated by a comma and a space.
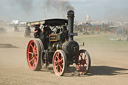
52, 50, 67, 76
76, 50, 91, 75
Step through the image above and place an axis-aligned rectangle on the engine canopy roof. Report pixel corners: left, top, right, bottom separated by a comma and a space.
27, 18, 68, 26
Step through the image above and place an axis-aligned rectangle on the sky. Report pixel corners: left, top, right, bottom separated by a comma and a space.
0, 0, 128, 22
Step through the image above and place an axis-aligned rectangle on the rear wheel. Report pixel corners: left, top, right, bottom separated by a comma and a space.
52, 50, 67, 76
76, 50, 91, 75
26, 39, 42, 71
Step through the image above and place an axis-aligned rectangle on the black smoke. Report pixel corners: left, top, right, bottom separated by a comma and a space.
44, 0, 74, 13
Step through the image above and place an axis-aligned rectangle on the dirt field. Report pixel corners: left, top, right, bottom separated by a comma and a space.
0, 27, 128, 85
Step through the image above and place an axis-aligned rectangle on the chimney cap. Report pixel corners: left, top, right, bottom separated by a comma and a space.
67, 10, 74, 17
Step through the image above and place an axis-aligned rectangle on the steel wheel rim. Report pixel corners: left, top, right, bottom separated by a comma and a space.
76, 51, 88, 74
27, 40, 38, 69
53, 51, 64, 75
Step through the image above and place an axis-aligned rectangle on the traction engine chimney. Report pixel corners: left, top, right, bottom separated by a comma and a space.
67, 10, 75, 41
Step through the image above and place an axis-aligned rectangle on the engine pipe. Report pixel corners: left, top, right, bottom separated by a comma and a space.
67, 10, 74, 41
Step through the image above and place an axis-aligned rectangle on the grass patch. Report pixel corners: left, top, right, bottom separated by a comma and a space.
74, 32, 128, 52
75, 33, 128, 46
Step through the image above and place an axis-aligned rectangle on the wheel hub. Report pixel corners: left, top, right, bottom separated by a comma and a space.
58, 61, 61, 65
55, 61, 58, 64
80, 60, 86, 64
32, 52, 35, 57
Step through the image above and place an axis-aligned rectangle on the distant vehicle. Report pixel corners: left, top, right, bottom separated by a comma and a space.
0, 27, 6, 33
24, 26, 31, 37
19, 22, 26, 27
14, 26, 19, 32
10, 20, 26, 27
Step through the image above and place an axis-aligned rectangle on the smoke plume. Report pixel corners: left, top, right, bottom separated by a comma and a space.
0, 0, 75, 21
12, 0, 34, 13
43, 0, 74, 14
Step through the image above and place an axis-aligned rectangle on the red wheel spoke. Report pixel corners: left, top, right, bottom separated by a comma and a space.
59, 65, 62, 70
56, 55, 59, 60
35, 55, 37, 58
31, 44, 36, 53
35, 48, 37, 52
35, 52, 37, 55
34, 45, 37, 52
32, 58, 36, 66
32, 61, 35, 66
57, 57, 61, 62
29, 52, 33, 54
33, 49, 36, 53
61, 55, 63, 59
59, 59, 63, 62
30, 44, 34, 49
34, 48, 37, 53
34, 58, 37, 62
56, 56, 58, 60
57, 52, 61, 59
59, 65, 62, 72
29, 57, 34, 63
31, 60, 35, 66
59, 56, 63, 62
57, 60, 60, 63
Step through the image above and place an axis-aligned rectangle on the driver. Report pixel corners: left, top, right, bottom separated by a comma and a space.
42, 25, 52, 37
40, 25, 52, 49
33, 25, 41, 38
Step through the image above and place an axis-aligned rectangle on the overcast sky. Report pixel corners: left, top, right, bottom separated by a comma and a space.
0, 0, 128, 22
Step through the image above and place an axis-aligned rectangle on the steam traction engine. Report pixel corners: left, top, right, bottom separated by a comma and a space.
26, 10, 91, 76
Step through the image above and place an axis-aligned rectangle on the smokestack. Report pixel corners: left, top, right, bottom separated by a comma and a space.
67, 10, 74, 41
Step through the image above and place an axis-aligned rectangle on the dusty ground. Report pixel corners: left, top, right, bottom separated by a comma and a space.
0, 27, 128, 85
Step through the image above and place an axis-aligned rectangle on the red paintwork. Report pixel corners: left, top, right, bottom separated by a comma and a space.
27, 40, 38, 70
76, 52, 87, 73
53, 52, 63, 75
